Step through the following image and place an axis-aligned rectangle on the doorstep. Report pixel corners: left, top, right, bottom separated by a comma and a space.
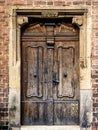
21, 126, 80, 130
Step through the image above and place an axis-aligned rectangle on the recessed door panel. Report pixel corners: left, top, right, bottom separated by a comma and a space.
25, 46, 44, 97
53, 101, 79, 125
57, 46, 75, 98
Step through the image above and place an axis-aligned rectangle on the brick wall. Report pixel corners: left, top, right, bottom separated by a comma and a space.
92, 2, 98, 129
0, 2, 9, 129
0, 0, 98, 129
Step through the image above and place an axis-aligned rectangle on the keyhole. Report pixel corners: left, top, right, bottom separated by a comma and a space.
33, 73, 37, 78
64, 72, 67, 78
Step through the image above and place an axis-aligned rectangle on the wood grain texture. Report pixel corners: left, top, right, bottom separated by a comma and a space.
21, 19, 79, 125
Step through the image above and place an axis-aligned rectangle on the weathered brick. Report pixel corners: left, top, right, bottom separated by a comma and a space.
73, 1, 84, 5
27, 0, 33, 5
34, 1, 46, 6
92, 23, 98, 29
65, 2, 72, 6
92, 69, 98, 78
6, 0, 13, 5
47, 1, 53, 5
86, 1, 91, 5
93, 2, 98, 6
93, 103, 98, 107
0, 0, 5, 6
13, 1, 26, 5
93, 94, 98, 97
92, 128, 98, 130
54, 1, 65, 6
0, 9, 4, 13
96, 98, 98, 102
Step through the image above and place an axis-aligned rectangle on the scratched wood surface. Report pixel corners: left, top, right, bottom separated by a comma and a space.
21, 19, 79, 125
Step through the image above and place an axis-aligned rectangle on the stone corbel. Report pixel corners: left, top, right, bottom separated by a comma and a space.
17, 16, 28, 27
72, 16, 83, 27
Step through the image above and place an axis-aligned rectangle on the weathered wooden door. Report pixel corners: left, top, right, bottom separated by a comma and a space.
21, 19, 79, 125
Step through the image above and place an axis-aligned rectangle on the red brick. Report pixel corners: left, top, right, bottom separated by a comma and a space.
93, 94, 98, 97
92, 127, 98, 130
73, 1, 84, 5
54, 1, 65, 6
86, 1, 91, 5
0, 8, 4, 13
34, 1, 46, 6
27, 0, 33, 5
13, 1, 26, 5
93, 103, 98, 107
93, 24, 98, 29
47, 1, 53, 5
96, 98, 98, 102
93, 2, 98, 6
65, 2, 72, 6
92, 58, 98, 65
0, 1, 5, 5
6, 0, 13, 5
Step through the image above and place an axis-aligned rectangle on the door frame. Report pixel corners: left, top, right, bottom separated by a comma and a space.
9, 6, 92, 130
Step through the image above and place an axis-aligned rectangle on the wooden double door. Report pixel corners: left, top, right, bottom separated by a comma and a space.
21, 19, 79, 125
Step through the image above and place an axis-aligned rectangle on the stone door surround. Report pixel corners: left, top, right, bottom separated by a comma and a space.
9, 7, 92, 130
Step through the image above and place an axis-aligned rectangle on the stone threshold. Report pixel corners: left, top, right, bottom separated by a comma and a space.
21, 125, 80, 130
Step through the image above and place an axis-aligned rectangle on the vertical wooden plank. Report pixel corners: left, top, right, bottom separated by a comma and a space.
43, 48, 48, 100
46, 100, 53, 125
57, 47, 63, 97
47, 48, 54, 99
38, 103, 44, 124
38, 47, 44, 97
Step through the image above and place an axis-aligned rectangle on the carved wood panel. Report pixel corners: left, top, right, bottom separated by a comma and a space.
25, 46, 43, 97
57, 46, 75, 98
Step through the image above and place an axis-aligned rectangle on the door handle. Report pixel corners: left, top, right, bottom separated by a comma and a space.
53, 79, 59, 84
53, 72, 59, 85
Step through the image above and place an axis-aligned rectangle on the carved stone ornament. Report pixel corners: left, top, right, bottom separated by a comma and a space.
17, 16, 28, 27
72, 16, 83, 27
42, 11, 58, 18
